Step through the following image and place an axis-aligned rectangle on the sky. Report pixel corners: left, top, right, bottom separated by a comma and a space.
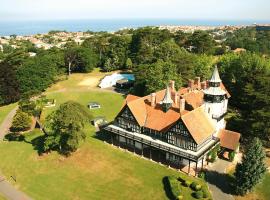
0, 0, 269, 21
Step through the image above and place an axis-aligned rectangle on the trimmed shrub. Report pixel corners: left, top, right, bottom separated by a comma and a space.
228, 151, 236, 161
177, 195, 184, 200
183, 180, 192, 187
193, 191, 203, 199
201, 187, 209, 198
190, 182, 197, 189
177, 176, 185, 183
190, 182, 202, 191
168, 176, 181, 199
198, 171, 205, 180
195, 184, 202, 191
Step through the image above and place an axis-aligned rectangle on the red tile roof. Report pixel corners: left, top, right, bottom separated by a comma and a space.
182, 106, 215, 144
218, 129, 241, 150
118, 79, 232, 145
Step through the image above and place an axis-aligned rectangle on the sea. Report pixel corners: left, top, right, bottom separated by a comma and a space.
0, 19, 269, 36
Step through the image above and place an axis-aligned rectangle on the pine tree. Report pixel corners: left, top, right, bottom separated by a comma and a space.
11, 109, 32, 132
234, 137, 267, 195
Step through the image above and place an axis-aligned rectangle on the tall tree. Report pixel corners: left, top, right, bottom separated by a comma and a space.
187, 31, 216, 55
219, 53, 270, 142
44, 101, 93, 154
133, 60, 181, 95
0, 62, 21, 104
10, 109, 31, 132
64, 46, 98, 75
234, 138, 267, 195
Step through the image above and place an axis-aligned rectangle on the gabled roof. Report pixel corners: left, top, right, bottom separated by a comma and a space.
218, 129, 241, 151
127, 98, 147, 126
181, 106, 215, 144
182, 90, 204, 109
144, 103, 180, 131
117, 77, 231, 145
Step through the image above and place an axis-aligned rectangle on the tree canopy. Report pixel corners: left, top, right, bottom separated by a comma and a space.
219, 52, 270, 143
44, 101, 93, 154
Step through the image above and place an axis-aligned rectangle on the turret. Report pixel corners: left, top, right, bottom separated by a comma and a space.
203, 66, 228, 133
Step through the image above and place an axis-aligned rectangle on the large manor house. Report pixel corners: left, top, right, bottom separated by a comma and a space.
104, 66, 240, 175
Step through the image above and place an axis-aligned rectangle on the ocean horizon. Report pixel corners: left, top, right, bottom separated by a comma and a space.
0, 18, 269, 36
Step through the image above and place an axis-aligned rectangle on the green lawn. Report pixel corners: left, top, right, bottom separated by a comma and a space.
255, 173, 270, 200
40, 90, 124, 123
0, 103, 17, 125
0, 126, 209, 200
0, 194, 7, 200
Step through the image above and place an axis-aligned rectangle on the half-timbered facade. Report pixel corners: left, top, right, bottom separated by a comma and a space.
104, 66, 240, 175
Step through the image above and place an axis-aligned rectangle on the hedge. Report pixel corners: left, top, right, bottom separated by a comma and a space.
168, 176, 181, 199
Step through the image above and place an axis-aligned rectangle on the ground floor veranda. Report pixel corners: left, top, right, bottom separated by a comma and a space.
103, 125, 220, 176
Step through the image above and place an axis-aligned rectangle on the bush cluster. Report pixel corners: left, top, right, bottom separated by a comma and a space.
193, 191, 203, 199
190, 182, 202, 191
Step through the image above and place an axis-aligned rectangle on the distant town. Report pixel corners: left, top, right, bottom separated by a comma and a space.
1, 23, 269, 56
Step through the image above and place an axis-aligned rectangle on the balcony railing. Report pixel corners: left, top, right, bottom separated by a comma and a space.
212, 112, 227, 121
104, 126, 219, 161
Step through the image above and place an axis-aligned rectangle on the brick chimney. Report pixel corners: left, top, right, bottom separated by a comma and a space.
195, 77, 201, 90
150, 93, 156, 107
179, 97, 185, 112
188, 79, 194, 91
201, 81, 207, 90
169, 80, 175, 92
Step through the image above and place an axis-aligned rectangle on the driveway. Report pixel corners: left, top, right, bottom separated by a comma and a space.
205, 159, 234, 200
0, 176, 33, 200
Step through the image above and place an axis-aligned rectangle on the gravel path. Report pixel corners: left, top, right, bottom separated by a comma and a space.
0, 106, 18, 141
0, 177, 33, 200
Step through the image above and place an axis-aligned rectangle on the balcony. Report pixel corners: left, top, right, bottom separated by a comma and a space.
104, 125, 219, 161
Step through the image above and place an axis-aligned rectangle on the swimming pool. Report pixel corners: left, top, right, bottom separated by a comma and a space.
99, 73, 135, 88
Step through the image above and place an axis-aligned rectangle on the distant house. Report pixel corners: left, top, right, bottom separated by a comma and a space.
104, 66, 240, 175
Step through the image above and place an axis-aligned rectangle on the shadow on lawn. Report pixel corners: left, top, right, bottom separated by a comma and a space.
162, 176, 176, 200
205, 169, 236, 195
92, 129, 111, 141
4, 132, 45, 155
30, 135, 46, 155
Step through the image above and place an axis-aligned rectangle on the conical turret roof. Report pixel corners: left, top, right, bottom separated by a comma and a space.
210, 65, 222, 83
161, 86, 173, 104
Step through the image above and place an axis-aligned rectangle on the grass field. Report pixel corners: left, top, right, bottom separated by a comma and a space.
0, 194, 7, 200
0, 72, 211, 200
0, 103, 17, 125
0, 126, 210, 200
